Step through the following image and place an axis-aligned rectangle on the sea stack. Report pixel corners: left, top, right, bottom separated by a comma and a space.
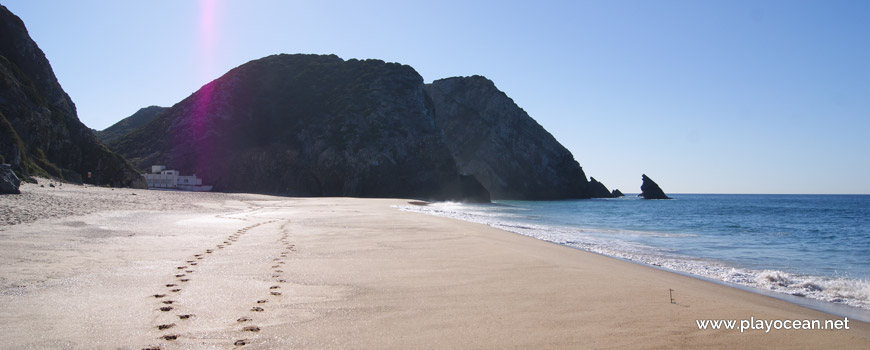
611, 189, 624, 197
640, 174, 671, 199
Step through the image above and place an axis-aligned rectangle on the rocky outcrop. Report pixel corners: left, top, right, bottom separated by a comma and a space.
611, 189, 624, 197
96, 106, 167, 144
425, 76, 606, 200
640, 174, 670, 199
586, 177, 615, 198
110, 54, 489, 202
0, 5, 145, 188
0, 163, 20, 194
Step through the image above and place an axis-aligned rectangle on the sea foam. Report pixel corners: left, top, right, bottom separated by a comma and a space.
395, 202, 870, 312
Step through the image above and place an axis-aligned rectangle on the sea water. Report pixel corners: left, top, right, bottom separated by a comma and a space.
398, 194, 870, 316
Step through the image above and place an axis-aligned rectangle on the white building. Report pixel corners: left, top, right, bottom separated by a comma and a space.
142, 165, 212, 191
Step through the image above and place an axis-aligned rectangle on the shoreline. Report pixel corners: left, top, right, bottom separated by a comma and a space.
399, 198, 870, 318
1, 183, 868, 348
399, 205, 870, 321
443, 211, 870, 322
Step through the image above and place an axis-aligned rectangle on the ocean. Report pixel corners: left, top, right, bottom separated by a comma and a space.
398, 194, 870, 317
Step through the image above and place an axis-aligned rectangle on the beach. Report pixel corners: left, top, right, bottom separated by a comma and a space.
1, 181, 868, 349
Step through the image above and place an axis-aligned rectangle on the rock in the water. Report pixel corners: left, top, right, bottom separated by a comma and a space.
425, 76, 597, 200
611, 189, 624, 197
640, 174, 670, 199
0, 163, 21, 194
586, 177, 615, 198
109, 54, 489, 202
0, 5, 145, 188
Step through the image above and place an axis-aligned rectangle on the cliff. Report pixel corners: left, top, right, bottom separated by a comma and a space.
0, 5, 144, 187
96, 106, 168, 144
425, 76, 606, 199
109, 54, 489, 202
640, 174, 671, 199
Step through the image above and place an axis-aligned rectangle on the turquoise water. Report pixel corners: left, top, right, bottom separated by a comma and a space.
399, 194, 870, 313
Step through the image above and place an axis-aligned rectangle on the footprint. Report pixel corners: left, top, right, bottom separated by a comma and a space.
170, 288, 182, 292
162, 300, 175, 305
185, 270, 194, 273
237, 317, 252, 322
206, 250, 213, 253
271, 265, 279, 268
271, 275, 281, 278
180, 279, 190, 282
165, 284, 176, 287
256, 299, 268, 304
161, 334, 178, 340
234, 339, 248, 346
159, 306, 174, 312
178, 314, 193, 320
269, 286, 280, 289
153, 294, 166, 298
141, 346, 161, 350
274, 270, 283, 273
196, 257, 204, 260
177, 266, 186, 270
156, 323, 175, 330
242, 326, 260, 332
190, 262, 198, 266
277, 279, 287, 283
251, 307, 264, 312
175, 274, 185, 278
186, 260, 195, 263
271, 291, 282, 296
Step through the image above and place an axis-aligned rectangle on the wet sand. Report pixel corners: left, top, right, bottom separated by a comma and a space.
1, 181, 868, 349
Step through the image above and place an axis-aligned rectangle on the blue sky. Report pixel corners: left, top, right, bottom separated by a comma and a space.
4, 0, 869, 194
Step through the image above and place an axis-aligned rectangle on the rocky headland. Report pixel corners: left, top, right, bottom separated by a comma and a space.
0, 5, 144, 188
425, 76, 615, 199
109, 54, 489, 202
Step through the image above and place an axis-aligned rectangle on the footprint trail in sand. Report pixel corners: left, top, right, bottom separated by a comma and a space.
140, 206, 297, 349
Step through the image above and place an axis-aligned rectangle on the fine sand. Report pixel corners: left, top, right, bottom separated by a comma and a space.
0, 181, 868, 349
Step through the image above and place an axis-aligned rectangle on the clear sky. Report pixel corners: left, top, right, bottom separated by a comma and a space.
4, 0, 869, 194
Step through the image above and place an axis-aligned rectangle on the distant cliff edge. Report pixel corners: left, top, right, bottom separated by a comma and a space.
96, 106, 168, 144
426, 76, 615, 199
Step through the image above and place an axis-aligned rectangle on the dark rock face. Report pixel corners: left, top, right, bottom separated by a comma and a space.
611, 189, 624, 197
640, 174, 670, 199
586, 177, 615, 198
96, 106, 168, 144
0, 5, 145, 188
0, 163, 21, 194
110, 54, 489, 202
425, 76, 598, 200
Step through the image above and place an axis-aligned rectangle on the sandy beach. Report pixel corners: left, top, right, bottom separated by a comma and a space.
1, 181, 868, 349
